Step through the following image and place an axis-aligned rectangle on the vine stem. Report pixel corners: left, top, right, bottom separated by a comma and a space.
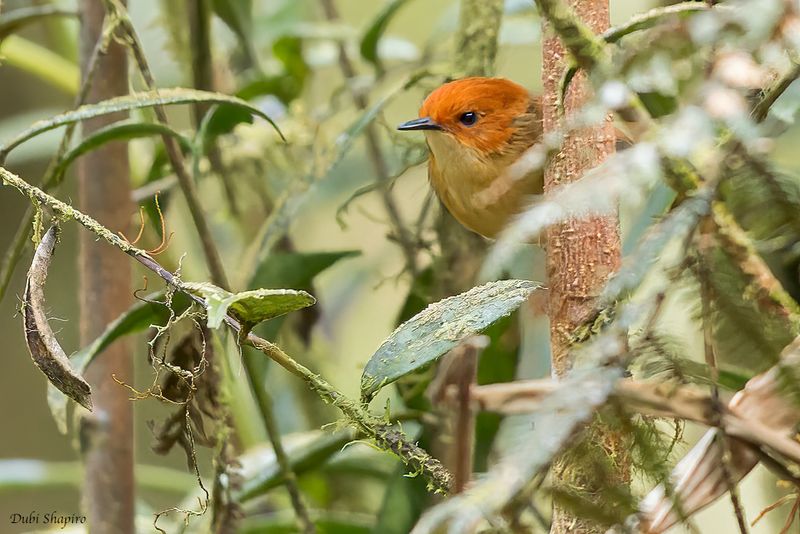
0, 165, 453, 494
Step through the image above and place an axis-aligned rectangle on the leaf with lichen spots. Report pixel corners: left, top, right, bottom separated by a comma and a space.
183, 282, 315, 330
23, 226, 92, 412
360, 280, 539, 402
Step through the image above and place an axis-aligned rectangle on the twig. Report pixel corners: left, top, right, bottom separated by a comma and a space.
427, 336, 486, 493
471, 378, 800, 466
752, 55, 800, 123
0, 165, 453, 494
534, 0, 609, 71
318, 0, 419, 277
103, 0, 230, 290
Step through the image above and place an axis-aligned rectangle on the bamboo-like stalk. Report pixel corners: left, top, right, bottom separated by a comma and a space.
76, 1, 134, 532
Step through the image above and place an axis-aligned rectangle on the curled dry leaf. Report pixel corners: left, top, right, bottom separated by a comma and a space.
23, 226, 92, 411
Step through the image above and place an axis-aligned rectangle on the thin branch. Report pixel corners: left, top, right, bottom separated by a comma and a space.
318, 0, 419, 277
752, 55, 800, 123
102, 0, 229, 289
602, 2, 708, 43
0, 165, 453, 494
187, 0, 239, 217
472, 378, 800, 466
534, 0, 609, 71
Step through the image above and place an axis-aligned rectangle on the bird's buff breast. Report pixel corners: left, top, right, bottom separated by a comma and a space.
426, 132, 541, 238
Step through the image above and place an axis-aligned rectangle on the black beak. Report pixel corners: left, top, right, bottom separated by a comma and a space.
397, 117, 442, 131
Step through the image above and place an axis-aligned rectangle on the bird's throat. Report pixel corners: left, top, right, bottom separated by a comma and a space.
426, 132, 541, 238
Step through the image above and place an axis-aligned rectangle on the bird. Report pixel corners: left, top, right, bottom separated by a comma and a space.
397, 77, 544, 239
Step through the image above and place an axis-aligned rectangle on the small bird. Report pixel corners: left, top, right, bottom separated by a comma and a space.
398, 77, 543, 238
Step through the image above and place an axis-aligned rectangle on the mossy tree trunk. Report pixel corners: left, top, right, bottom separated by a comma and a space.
78, 1, 135, 532
540, 0, 630, 532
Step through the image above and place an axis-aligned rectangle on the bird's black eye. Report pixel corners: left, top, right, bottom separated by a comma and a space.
459, 111, 478, 126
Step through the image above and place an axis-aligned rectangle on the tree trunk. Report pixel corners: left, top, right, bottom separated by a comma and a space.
78, 1, 134, 532
541, 1, 629, 532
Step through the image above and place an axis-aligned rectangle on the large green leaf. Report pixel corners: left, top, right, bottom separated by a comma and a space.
249, 250, 360, 291
360, 0, 411, 74
0, 88, 283, 160
236, 429, 354, 502
183, 282, 315, 330
47, 291, 193, 433
52, 120, 192, 185
360, 280, 539, 401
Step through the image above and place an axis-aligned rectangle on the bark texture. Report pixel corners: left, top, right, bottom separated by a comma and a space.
541, 1, 629, 532
78, 1, 135, 532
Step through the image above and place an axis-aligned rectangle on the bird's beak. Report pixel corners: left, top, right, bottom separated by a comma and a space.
397, 117, 442, 131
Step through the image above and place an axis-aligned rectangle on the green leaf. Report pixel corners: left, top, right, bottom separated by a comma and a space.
0, 35, 79, 96
47, 291, 193, 433
360, 280, 539, 401
637, 91, 678, 118
360, 0, 411, 74
52, 120, 192, 185
240, 511, 373, 534
249, 250, 359, 291
0, 6, 77, 41
183, 282, 315, 330
0, 88, 284, 160
237, 429, 354, 502
211, 0, 258, 68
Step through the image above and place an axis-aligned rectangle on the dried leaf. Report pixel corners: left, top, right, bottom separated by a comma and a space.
23, 226, 91, 411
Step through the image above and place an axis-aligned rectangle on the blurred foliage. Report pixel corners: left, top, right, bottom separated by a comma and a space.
3, 0, 800, 533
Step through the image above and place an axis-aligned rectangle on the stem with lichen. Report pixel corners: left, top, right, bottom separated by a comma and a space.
0, 165, 452, 494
